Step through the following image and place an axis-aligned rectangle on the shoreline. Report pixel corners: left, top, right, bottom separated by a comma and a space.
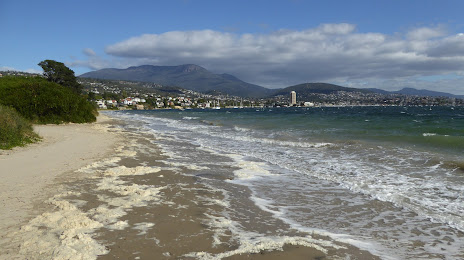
0, 114, 122, 259
0, 111, 379, 259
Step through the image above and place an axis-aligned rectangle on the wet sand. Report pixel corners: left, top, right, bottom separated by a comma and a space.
0, 113, 377, 259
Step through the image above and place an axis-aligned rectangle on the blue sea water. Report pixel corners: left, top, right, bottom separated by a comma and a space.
109, 106, 464, 259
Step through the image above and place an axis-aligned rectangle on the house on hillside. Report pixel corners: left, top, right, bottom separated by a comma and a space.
106, 100, 118, 108
123, 98, 133, 106
95, 100, 107, 109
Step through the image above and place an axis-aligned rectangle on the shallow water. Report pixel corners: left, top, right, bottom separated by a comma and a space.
107, 106, 464, 259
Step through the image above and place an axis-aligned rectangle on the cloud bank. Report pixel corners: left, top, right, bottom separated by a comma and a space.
0, 66, 41, 74
73, 24, 464, 93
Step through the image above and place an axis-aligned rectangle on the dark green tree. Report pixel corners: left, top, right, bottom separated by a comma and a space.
87, 91, 96, 101
38, 60, 83, 94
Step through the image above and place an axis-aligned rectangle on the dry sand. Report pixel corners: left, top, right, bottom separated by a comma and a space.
0, 115, 121, 259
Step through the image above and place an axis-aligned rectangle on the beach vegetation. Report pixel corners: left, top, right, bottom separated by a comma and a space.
0, 76, 97, 124
0, 104, 40, 149
38, 59, 83, 94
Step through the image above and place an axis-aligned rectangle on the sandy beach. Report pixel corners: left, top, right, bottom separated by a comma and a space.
0, 115, 121, 259
0, 112, 378, 260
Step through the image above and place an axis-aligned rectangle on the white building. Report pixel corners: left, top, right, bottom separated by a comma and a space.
290, 91, 297, 106
95, 100, 107, 109
123, 98, 133, 106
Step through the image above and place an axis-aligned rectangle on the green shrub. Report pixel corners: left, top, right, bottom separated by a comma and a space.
0, 76, 97, 124
0, 105, 40, 149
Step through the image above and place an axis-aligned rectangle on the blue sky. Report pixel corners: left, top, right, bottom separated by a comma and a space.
2, 0, 464, 94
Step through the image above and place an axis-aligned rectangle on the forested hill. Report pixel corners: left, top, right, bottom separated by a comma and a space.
394, 88, 464, 98
273, 83, 372, 96
80, 64, 274, 98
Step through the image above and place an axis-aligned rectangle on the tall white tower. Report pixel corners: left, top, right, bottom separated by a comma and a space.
290, 91, 297, 106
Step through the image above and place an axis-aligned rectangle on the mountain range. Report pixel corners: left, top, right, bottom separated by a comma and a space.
79, 64, 463, 99
80, 64, 273, 98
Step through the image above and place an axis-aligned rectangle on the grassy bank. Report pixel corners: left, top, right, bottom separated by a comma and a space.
0, 105, 40, 149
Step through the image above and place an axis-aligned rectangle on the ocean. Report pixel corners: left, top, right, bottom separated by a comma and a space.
106, 106, 464, 259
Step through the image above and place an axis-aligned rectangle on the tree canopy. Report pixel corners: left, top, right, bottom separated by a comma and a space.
38, 59, 82, 93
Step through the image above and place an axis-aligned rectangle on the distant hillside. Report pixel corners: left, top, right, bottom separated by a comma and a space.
80, 64, 274, 98
368, 87, 464, 98
366, 88, 391, 95
273, 83, 372, 98
394, 88, 464, 98
78, 77, 187, 97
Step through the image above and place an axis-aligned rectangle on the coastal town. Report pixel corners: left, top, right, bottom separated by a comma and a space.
2, 70, 463, 109
79, 77, 464, 110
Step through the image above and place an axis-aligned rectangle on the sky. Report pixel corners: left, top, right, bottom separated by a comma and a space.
1, 0, 464, 94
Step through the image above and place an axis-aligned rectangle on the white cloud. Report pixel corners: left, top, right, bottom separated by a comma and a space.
0, 66, 41, 74
25, 68, 42, 74
406, 26, 446, 40
72, 23, 464, 94
0, 66, 16, 71
426, 33, 464, 57
83, 48, 97, 57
